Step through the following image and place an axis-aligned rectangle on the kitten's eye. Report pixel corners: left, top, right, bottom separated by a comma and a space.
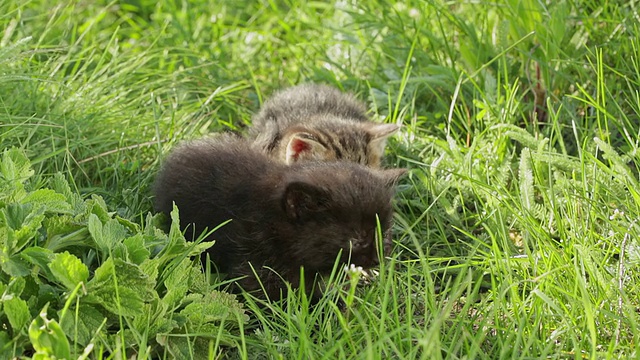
354, 228, 368, 240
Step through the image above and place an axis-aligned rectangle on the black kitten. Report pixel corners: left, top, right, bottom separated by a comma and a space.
153, 134, 405, 299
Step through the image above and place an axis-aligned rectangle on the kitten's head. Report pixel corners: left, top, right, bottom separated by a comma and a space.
278, 117, 399, 167
274, 162, 406, 271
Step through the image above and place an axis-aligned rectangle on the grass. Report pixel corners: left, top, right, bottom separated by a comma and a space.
1, 0, 640, 358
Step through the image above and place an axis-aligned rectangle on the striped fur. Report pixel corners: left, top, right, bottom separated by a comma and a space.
249, 84, 398, 167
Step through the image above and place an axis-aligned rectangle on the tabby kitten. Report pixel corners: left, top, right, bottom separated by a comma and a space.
153, 134, 405, 299
249, 83, 398, 167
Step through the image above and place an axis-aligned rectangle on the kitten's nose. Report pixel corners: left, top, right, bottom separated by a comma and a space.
349, 240, 380, 267
352, 239, 370, 250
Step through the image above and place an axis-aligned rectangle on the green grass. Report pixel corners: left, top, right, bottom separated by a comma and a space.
2, 0, 640, 358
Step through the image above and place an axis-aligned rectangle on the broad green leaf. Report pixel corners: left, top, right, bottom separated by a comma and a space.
0, 254, 31, 277
124, 233, 150, 264
87, 214, 105, 251
117, 215, 140, 233
59, 304, 107, 346
49, 172, 86, 215
1, 203, 46, 253
157, 206, 215, 265
4, 296, 30, 331
187, 241, 216, 257
145, 211, 168, 234
105, 258, 155, 299
3, 276, 25, 296
13, 208, 45, 250
180, 290, 247, 329
140, 213, 170, 257
161, 258, 194, 309
49, 251, 89, 290
0, 148, 33, 182
22, 189, 72, 214
0, 331, 15, 358
20, 274, 41, 303
156, 334, 214, 360
29, 304, 71, 360
0, 225, 8, 248
89, 256, 115, 284
45, 227, 90, 252
86, 258, 156, 316
20, 246, 55, 278
87, 195, 110, 222
0, 148, 33, 202
88, 215, 128, 253
131, 297, 176, 336
87, 284, 144, 317
2, 203, 30, 230
111, 242, 130, 260
159, 206, 190, 260
163, 257, 194, 290
140, 258, 160, 283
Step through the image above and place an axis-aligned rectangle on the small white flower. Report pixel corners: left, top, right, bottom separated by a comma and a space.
244, 32, 263, 45
344, 263, 364, 274
609, 208, 625, 220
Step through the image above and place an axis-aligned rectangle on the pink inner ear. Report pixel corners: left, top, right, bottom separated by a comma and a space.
290, 138, 311, 160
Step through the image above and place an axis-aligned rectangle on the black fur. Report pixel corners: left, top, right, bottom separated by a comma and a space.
153, 134, 403, 299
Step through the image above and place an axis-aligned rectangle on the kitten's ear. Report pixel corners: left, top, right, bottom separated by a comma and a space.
283, 181, 330, 220
367, 123, 400, 140
285, 133, 327, 164
377, 168, 408, 187
366, 124, 400, 163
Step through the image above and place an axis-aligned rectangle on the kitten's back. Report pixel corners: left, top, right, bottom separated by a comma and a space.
249, 84, 399, 167
251, 83, 370, 131
153, 133, 271, 216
